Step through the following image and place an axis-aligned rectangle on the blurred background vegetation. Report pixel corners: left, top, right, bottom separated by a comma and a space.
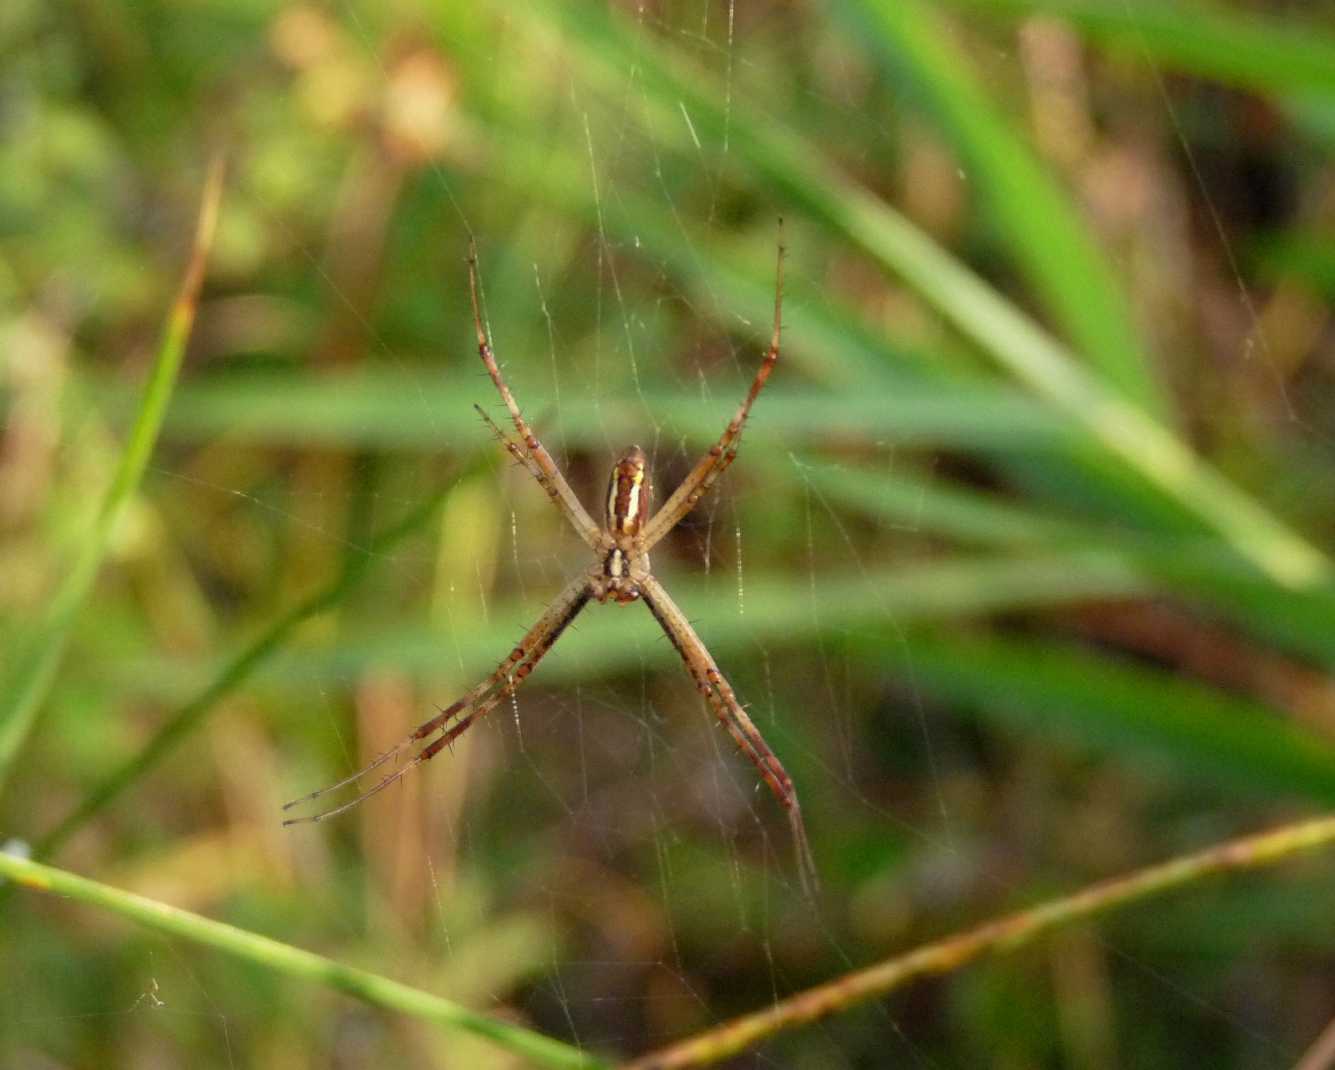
4, 0, 1335, 1066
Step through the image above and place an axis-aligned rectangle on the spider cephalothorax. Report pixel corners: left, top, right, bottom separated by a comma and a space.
285, 232, 816, 895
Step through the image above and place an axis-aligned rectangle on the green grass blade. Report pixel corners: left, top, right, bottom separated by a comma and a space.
0, 850, 608, 1070
939, 0, 1335, 100
139, 371, 1074, 453
800, 460, 1335, 667
793, 458, 1088, 547
535, 1, 1328, 588
0, 157, 225, 789
844, 0, 1166, 418
893, 631, 1335, 802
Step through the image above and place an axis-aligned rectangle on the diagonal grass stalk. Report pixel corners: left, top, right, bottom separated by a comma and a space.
0, 157, 226, 790
844, 0, 1166, 419
627, 812, 1335, 1068
0, 849, 609, 1069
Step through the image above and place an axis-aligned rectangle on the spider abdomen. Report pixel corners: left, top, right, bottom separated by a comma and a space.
606, 445, 650, 537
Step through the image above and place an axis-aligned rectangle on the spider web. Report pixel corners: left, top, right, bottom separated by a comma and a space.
4, 1, 1334, 1067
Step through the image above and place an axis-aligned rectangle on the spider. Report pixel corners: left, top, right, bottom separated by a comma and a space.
284, 234, 816, 894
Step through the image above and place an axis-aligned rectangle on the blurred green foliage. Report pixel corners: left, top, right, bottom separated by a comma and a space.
3, 0, 1335, 1066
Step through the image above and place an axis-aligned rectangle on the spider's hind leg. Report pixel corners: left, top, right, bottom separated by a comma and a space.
282, 576, 595, 826
639, 573, 818, 897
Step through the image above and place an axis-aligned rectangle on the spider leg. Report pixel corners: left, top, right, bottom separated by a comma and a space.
472, 403, 580, 517
468, 244, 602, 549
640, 574, 818, 897
641, 228, 784, 551
283, 577, 593, 825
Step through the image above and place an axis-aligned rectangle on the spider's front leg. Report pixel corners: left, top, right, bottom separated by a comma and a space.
640, 230, 784, 550
468, 244, 602, 550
